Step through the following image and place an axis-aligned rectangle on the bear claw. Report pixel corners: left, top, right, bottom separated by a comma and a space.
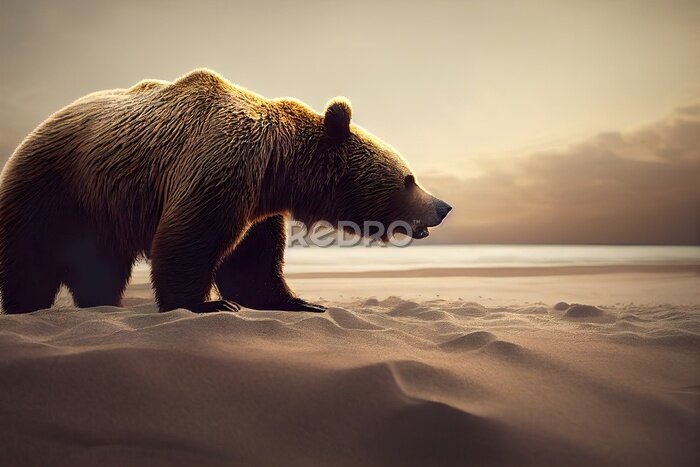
281, 298, 327, 313
189, 300, 240, 313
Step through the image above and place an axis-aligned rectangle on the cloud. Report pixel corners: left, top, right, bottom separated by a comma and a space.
423, 103, 700, 245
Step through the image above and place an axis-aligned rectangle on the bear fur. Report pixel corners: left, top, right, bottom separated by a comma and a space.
0, 69, 451, 314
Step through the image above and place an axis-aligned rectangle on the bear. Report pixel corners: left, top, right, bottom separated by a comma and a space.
0, 69, 451, 314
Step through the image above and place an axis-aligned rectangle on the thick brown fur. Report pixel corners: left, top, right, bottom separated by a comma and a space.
0, 69, 450, 314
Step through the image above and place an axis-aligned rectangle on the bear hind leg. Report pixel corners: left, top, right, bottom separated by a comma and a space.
0, 219, 62, 314
0, 261, 62, 314
63, 236, 135, 308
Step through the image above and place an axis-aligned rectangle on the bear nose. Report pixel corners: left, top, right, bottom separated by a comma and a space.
435, 199, 452, 222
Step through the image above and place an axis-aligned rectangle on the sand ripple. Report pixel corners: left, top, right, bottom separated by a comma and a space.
1, 298, 699, 466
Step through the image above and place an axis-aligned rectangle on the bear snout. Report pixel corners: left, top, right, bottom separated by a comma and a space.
435, 199, 452, 222
407, 197, 451, 240
422, 197, 452, 228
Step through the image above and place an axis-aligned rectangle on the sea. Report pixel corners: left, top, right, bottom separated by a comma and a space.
131, 245, 700, 276
282, 245, 700, 274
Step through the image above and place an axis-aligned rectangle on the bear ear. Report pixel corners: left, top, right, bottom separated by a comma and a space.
324, 97, 352, 142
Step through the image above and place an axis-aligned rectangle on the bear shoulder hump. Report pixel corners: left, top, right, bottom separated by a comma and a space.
169, 69, 230, 92
127, 79, 170, 94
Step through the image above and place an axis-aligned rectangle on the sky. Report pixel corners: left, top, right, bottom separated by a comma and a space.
1, 0, 698, 244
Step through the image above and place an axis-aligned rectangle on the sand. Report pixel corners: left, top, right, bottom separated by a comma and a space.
1, 268, 699, 466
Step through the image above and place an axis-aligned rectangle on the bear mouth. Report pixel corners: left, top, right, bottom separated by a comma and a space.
411, 226, 430, 239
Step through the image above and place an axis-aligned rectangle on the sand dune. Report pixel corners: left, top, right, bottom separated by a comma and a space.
1, 272, 699, 466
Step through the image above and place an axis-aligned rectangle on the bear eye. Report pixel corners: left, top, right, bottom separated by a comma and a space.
404, 174, 415, 188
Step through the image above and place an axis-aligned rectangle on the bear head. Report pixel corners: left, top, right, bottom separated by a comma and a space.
317, 97, 452, 241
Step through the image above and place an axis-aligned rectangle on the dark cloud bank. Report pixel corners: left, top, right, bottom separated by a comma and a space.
425, 103, 700, 245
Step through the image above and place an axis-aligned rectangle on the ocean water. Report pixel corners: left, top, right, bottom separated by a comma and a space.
282, 245, 700, 274
130, 245, 700, 276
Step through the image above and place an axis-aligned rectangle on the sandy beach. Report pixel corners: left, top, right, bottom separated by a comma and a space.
1, 1, 698, 464
1, 262, 698, 466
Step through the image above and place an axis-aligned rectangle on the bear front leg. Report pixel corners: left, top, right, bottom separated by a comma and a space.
150, 203, 242, 313
215, 214, 326, 313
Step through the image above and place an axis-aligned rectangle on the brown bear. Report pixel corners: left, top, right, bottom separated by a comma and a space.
0, 69, 451, 314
